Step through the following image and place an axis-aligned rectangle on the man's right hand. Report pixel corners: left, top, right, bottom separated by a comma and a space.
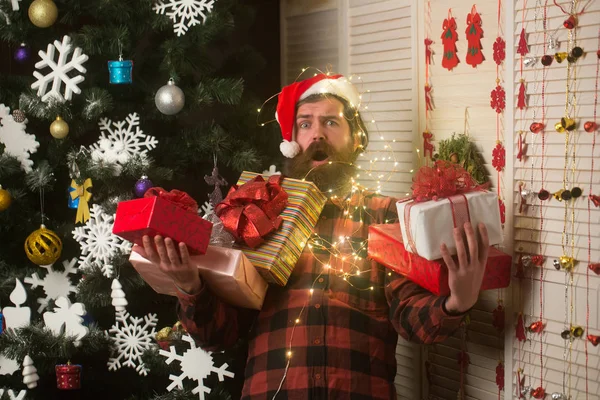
142, 235, 202, 294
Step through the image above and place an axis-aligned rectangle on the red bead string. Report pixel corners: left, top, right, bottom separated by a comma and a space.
423, 0, 433, 164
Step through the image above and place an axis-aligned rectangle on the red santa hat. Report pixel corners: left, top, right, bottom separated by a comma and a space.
276, 73, 361, 158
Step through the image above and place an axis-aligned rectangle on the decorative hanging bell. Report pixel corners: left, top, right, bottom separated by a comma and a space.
555, 122, 565, 133
554, 52, 568, 63
560, 117, 576, 131
524, 56, 537, 67
563, 15, 577, 29
559, 255, 575, 270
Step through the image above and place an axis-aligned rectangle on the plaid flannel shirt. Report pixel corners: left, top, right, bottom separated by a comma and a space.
177, 193, 465, 400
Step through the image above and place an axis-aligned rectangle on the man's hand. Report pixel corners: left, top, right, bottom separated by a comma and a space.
142, 235, 202, 294
440, 222, 490, 314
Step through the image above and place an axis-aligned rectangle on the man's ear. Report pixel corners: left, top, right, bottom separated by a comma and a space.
352, 131, 362, 152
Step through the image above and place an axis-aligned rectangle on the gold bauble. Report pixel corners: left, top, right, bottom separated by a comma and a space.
28, 0, 58, 28
0, 185, 12, 211
50, 116, 69, 139
155, 327, 173, 342
24, 224, 62, 265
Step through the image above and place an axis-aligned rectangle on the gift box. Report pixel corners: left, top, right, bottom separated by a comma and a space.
219, 172, 327, 286
129, 244, 268, 310
56, 363, 82, 390
368, 223, 511, 296
113, 188, 213, 255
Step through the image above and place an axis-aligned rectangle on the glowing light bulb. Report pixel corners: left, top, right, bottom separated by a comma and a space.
295, 318, 300, 324
309, 288, 314, 294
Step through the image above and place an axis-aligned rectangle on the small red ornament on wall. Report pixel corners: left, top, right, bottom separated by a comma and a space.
493, 37, 505, 65
465, 5, 484, 67
495, 361, 505, 391
498, 198, 506, 224
517, 80, 527, 110
492, 142, 506, 171
517, 28, 528, 55
491, 84, 506, 113
441, 9, 459, 71
56, 362, 82, 390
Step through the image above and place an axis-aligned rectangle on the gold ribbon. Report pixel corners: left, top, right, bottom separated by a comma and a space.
70, 178, 92, 223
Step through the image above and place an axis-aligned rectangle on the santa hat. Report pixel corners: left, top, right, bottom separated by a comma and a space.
276, 74, 361, 158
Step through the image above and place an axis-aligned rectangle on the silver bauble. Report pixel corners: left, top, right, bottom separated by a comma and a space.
551, 393, 567, 400
155, 78, 185, 115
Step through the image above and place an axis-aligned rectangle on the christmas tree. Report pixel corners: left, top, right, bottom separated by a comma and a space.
0, 0, 279, 398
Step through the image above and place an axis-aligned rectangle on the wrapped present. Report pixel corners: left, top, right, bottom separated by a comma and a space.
129, 244, 268, 310
397, 160, 502, 260
217, 172, 327, 286
368, 223, 511, 296
56, 362, 82, 390
113, 187, 213, 255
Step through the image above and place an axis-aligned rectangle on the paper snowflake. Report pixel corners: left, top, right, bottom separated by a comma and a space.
0, 355, 20, 376
200, 201, 213, 218
153, 0, 215, 36
72, 203, 131, 277
24, 258, 78, 313
89, 113, 158, 174
159, 334, 234, 400
0, 104, 39, 172
107, 310, 158, 376
0, 388, 26, 400
43, 296, 89, 346
31, 35, 89, 102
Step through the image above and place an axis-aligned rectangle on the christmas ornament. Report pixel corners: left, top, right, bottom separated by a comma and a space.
490, 85, 505, 113
424, 85, 434, 110
530, 122, 544, 134
492, 303, 504, 332
563, 15, 576, 29
28, 0, 58, 28
13, 43, 30, 63
560, 117, 576, 131
465, 5, 484, 67
1, 279, 31, 329
517, 28, 528, 55
498, 198, 506, 224
425, 38, 433, 64
548, 35, 559, 51
517, 80, 527, 110
159, 333, 234, 398
110, 279, 128, 312
523, 56, 537, 67
24, 225, 62, 265
571, 325, 584, 337
12, 109, 26, 123
554, 52, 568, 63
441, 10, 459, 70
55, 362, 81, 390
24, 258, 78, 313
153, 0, 215, 36
0, 104, 39, 172
541, 55, 553, 66
589, 263, 600, 274
155, 78, 185, 115
31, 35, 88, 102
555, 122, 565, 133
528, 320, 544, 333
69, 178, 92, 223
538, 189, 550, 200
72, 204, 132, 277
261, 165, 281, 177
584, 121, 597, 132
559, 255, 575, 270
22, 356, 39, 389
0, 185, 11, 211
551, 393, 567, 400
422, 131, 434, 159
492, 142, 505, 171
571, 46, 584, 59
204, 162, 228, 209
108, 59, 133, 84
590, 195, 600, 207
0, 389, 26, 400
43, 296, 89, 346
516, 313, 526, 341
553, 259, 561, 270
532, 255, 544, 266
107, 309, 158, 376
560, 189, 571, 200
495, 361, 504, 391
493, 37, 505, 65
570, 187, 582, 198
0, 312, 3, 333
532, 387, 546, 399
134, 176, 154, 198
588, 334, 600, 346
89, 113, 158, 176
50, 116, 69, 139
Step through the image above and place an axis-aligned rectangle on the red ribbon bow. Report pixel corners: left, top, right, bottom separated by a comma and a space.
144, 187, 199, 213
215, 175, 288, 248
410, 160, 484, 202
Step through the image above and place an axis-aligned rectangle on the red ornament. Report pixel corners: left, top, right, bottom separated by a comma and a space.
584, 121, 597, 132
441, 11, 459, 70
597, 49, 600, 59
517, 28, 528, 55
492, 304, 505, 332
590, 195, 600, 207
541, 55, 553, 66
532, 255, 544, 266
516, 313, 526, 341
532, 387, 546, 399
493, 37, 506, 65
490, 85, 506, 113
530, 122, 544, 134
515, 256, 525, 279
492, 142, 506, 171
425, 38, 433, 64
517, 80, 527, 110
465, 6, 484, 67
56, 363, 82, 390
422, 131, 434, 159
498, 198, 506, 224
590, 263, 600, 275
529, 320, 545, 333
588, 334, 600, 346
425, 85, 434, 111
563, 15, 577, 29
496, 361, 505, 391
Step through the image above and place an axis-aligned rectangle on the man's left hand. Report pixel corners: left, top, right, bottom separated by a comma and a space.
440, 222, 490, 314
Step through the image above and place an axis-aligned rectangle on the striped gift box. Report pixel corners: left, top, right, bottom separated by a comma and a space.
235, 171, 327, 286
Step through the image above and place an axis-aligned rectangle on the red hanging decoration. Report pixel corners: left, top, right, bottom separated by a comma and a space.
590, 194, 600, 207
498, 198, 506, 224
492, 142, 505, 171
517, 80, 527, 110
588, 334, 600, 346
517, 131, 526, 161
493, 37, 506, 65
529, 320, 545, 333
492, 303, 505, 332
465, 5, 484, 67
422, 131, 434, 159
516, 313, 526, 341
517, 28, 528, 56
532, 255, 544, 266
441, 10, 459, 70
515, 256, 525, 279
589, 263, 600, 275
425, 85, 434, 111
495, 361, 505, 391
532, 387, 545, 399
425, 38, 433, 64
490, 85, 506, 113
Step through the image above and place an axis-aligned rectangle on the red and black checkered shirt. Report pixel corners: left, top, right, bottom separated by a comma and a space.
177, 194, 465, 400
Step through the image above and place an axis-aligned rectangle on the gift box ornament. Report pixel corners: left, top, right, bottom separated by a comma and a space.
108, 59, 133, 84
397, 160, 503, 260
218, 172, 327, 286
113, 187, 213, 255
368, 223, 511, 296
56, 362, 82, 390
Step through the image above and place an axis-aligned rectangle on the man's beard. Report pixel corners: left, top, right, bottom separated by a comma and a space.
283, 141, 358, 196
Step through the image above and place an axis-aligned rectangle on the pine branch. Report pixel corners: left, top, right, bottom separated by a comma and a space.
25, 161, 56, 192
208, 78, 244, 105
81, 88, 114, 120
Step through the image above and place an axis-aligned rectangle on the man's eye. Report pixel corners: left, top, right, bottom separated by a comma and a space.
326, 120, 337, 126
299, 122, 309, 129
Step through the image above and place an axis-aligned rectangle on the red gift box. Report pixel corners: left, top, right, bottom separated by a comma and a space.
56, 363, 81, 390
368, 223, 511, 296
112, 188, 213, 255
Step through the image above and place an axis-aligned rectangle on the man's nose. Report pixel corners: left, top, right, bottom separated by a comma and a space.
311, 125, 326, 141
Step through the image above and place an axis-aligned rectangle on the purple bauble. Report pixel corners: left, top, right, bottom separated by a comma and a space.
14, 44, 30, 63
134, 176, 154, 198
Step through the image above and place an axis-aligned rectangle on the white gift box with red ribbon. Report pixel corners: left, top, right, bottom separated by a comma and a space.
396, 191, 503, 261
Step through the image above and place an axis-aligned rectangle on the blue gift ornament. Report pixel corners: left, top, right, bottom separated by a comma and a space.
0, 312, 4, 334
68, 185, 79, 209
108, 59, 133, 84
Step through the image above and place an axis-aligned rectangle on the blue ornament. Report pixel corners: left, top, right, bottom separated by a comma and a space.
134, 176, 154, 198
68, 185, 79, 209
0, 312, 4, 334
108, 59, 133, 84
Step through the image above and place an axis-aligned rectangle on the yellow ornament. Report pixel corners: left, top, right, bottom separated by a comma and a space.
570, 325, 584, 338
69, 178, 92, 223
28, 0, 58, 28
24, 225, 62, 265
155, 327, 172, 342
560, 117, 576, 131
559, 255, 575, 270
0, 185, 11, 211
554, 121, 565, 133
553, 189, 565, 201
554, 52, 568, 63
50, 116, 69, 139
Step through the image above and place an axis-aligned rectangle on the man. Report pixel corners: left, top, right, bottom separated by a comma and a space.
142, 74, 489, 399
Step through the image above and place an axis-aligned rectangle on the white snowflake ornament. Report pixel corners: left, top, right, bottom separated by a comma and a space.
200, 201, 213, 219
0, 104, 39, 172
24, 258, 78, 313
43, 296, 89, 346
89, 113, 158, 175
22, 355, 39, 389
0, 355, 20, 376
106, 309, 158, 376
1, 279, 31, 330
0, 388, 26, 400
31, 35, 88, 102
153, 0, 215, 37
159, 333, 234, 400
72, 203, 132, 277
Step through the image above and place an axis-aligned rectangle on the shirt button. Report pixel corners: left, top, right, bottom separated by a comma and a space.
318, 278, 324, 283
315, 373, 321, 380
314, 304, 321, 309
313, 338, 321, 345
